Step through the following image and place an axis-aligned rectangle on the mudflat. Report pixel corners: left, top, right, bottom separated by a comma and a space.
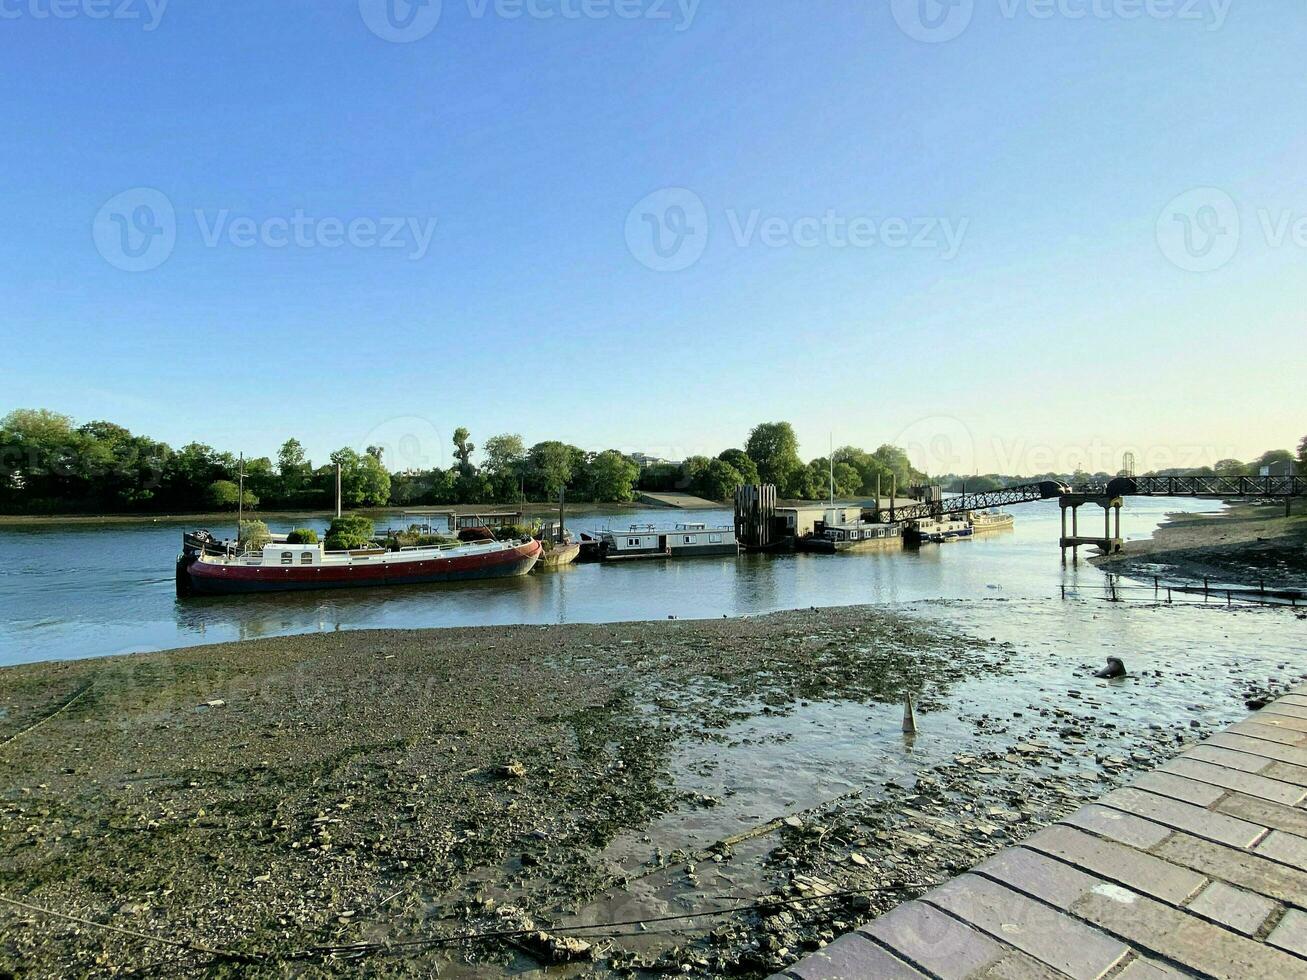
1095, 500, 1307, 588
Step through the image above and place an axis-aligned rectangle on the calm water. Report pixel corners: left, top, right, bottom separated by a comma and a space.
0, 498, 1222, 666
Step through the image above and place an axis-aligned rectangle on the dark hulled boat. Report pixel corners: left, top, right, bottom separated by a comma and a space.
177, 533, 541, 596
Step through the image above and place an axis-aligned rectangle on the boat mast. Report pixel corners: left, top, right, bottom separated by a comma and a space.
237, 452, 244, 544
335, 462, 342, 519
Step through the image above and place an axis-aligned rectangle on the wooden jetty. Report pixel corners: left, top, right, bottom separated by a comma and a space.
779, 687, 1307, 979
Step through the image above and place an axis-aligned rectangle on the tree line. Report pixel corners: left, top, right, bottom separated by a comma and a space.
935, 441, 1306, 494
0, 411, 931, 515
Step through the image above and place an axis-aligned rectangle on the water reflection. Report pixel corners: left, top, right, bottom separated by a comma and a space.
0, 498, 1220, 665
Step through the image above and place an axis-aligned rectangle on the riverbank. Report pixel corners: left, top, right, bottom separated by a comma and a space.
2, 602, 1303, 977
1094, 500, 1307, 589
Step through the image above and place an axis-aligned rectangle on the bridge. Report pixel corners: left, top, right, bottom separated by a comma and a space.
865, 474, 1303, 563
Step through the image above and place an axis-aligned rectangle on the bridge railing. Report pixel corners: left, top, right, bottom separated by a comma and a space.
1105, 475, 1306, 498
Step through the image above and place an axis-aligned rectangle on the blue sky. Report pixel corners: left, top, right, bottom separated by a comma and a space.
2, 0, 1304, 475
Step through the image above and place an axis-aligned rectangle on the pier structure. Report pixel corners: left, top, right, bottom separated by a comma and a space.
1059, 492, 1124, 563
781, 685, 1307, 980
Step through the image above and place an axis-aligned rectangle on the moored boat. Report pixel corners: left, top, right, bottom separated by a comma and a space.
177, 533, 541, 596
904, 517, 973, 544
967, 509, 1015, 533
596, 523, 739, 561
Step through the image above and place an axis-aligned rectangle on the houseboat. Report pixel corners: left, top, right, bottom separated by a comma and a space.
594, 523, 739, 561
967, 510, 1015, 533
797, 520, 902, 553
904, 516, 974, 545
177, 531, 541, 595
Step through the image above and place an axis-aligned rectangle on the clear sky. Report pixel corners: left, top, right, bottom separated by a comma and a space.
2, 0, 1303, 476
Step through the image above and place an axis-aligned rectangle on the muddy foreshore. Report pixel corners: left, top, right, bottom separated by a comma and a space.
1, 604, 1302, 978
1095, 500, 1307, 589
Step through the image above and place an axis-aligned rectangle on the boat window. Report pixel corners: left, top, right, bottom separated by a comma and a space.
709, 534, 722, 543
684, 535, 692, 544
300, 552, 313, 564
280, 551, 293, 565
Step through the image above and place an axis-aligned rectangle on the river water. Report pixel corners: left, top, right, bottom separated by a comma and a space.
0, 497, 1227, 666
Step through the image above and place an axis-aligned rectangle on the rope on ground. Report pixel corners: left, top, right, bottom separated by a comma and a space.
0, 894, 261, 964
0, 684, 93, 751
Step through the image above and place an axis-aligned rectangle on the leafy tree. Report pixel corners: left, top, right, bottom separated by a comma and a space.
482, 434, 526, 474
717, 448, 759, 485
527, 441, 574, 499
679, 455, 713, 491
286, 528, 319, 544
325, 515, 375, 551
832, 462, 863, 497
1298, 436, 1307, 469
695, 458, 745, 500
453, 427, 475, 476
278, 438, 311, 494
586, 450, 639, 502
327, 448, 391, 507
208, 480, 258, 510
745, 422, 802, 489
1214, 458, 1246, 477
239, 520, 272, 551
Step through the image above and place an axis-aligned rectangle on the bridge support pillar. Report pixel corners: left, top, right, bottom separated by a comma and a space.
1059, 495, 1123, 561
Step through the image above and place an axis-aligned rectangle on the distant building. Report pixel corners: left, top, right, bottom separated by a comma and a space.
629, 453, 681, 470
1260, 460, 1296, 477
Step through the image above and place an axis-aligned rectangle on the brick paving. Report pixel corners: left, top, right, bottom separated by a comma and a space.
776, 686, 1307, 979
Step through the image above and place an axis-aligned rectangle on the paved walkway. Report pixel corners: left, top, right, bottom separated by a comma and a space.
777, 686, 1307, 979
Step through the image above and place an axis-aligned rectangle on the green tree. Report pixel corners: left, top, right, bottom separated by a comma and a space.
527, 441, 574, 499
586, 450, 639, 502
717, 448, 759, 485
745, 422, 802, 489
1213, 458, 1246, 477
453, 427, 475, 476
679, 455, 713, 490
1297, 436, 1306, 469
325, 515, 375, 551
695, 458, 745, 500
278, 438, 311, 494
328, 448, 392, 507
208, 480, 258, 510
482, 433, 526, 474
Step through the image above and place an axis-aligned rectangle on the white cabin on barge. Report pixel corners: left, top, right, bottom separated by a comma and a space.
599, 523, 739, 561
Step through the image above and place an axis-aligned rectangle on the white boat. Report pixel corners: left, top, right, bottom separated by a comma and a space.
967, 510, 1015, 533
596, 522, 739, 561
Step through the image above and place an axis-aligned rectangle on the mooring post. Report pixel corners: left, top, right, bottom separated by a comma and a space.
1060, 504, 1067, 563
902, 692, 916, 734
